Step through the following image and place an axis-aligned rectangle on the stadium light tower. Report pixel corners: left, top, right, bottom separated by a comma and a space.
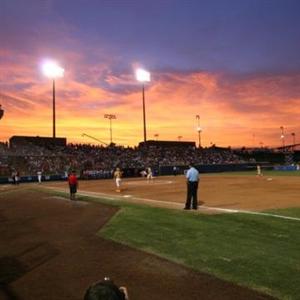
178, 135, 182, 141
291, 132, 296, 151
196, 115, 202, 148
104, 114, 117, 144
154, 133, 159, 141
42, 60, 64, 138
135, 68, 151, 144
280, 126, 285, 149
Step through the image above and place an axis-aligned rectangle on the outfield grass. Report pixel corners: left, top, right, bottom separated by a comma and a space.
99, 204, 300, 300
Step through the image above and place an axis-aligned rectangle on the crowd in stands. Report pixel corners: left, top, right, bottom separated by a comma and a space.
0, 142, 250, 177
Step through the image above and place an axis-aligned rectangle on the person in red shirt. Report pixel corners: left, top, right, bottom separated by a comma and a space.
68, 170, 78, 200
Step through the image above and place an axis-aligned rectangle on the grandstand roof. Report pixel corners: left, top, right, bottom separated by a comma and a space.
139, 140, 196, 148
9, 135, 67, 148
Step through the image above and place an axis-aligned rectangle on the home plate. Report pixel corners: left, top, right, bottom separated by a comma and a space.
123, 195, 132, 198
267, 178, 273, 181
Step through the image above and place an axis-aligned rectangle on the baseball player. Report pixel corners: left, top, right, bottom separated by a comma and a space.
146, 167, 154, 182
140, 169, 147, 177
114, 167, 123, 192
37, 171, 42, 183
256, 165, 263, 177
68, 170, 78, 200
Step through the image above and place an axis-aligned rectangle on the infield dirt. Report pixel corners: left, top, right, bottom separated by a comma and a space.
44, 174, 300, 212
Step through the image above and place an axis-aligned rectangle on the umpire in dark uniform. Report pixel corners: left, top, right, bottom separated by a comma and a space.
184, 163, 200, 210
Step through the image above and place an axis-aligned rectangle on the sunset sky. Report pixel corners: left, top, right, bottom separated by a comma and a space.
1, 0, 300, 147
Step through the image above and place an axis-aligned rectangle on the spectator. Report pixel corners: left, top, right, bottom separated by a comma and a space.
84, 279, 129, 300
0, 142, 253, 177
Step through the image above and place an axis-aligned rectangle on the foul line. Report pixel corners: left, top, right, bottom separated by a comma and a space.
41, 186, 300, 222
201, 205, 300, 221
233, 209, 300, 221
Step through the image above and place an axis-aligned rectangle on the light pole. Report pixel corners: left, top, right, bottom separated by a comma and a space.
196, 115, 202, 148
154, 133, 159, 141
291, 132, 296, 151
42, 60, 64, 138
178, 135, 182, 141
104, 114, 116, 144
280, 126, 285, 149
135, 68, 151, 144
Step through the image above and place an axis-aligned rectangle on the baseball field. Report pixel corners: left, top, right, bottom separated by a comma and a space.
1, 171, 299, 299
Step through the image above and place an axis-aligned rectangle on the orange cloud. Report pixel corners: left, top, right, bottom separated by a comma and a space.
1, 49, 300, 148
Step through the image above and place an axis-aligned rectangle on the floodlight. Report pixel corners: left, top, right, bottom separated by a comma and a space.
42, 61, 64, 78
41, 59, 64, 138
135, 68, 151, 143
135, 68, 150, 82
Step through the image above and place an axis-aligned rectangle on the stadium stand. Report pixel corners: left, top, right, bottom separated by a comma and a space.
0, 136, 299, 182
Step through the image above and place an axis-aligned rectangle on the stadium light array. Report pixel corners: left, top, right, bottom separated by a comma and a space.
280, 126, 285, 148
135, 68, 151, 82
42, 60, 64, 78
41, 60, 64, 138
196, 115, 202, 148
135, 68, 151, 144
104, 114, 117, 145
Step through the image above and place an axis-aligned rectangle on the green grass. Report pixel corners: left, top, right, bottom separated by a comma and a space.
99, 204, 300, 300
38, 187, 300, 299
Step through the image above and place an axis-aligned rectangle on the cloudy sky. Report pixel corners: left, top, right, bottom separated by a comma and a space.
1, 0, 300, 147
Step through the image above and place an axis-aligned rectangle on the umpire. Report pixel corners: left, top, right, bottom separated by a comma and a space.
184, 163, 200, 210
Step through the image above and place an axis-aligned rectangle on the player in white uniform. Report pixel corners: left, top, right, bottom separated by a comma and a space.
37, 171, 42, 183
140, 170, 147, 177
114, 168, 122, 192
256, 165, 263, 177
147, 167, 153, 182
